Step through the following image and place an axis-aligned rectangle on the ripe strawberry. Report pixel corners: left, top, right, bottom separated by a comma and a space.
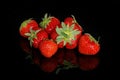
51, 22, 81, 49
39, 13, 60, 34
39, 39, 58, 58
64, 15, 83, 35
25, 27, 48, 48
19, 18, 39, 38
78, 33, 100, 55
78, 56, 99, 71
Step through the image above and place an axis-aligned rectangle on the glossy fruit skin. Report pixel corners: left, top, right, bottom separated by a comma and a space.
45, 17, 60, 34
39, 14, 60, 34
65, 36, 78, 49
19, 19, 39, 38
78, 33, 100, 55
39, 40, 58, 58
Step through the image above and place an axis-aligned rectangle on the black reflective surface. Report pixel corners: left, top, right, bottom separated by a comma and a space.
8, 4, 118, 79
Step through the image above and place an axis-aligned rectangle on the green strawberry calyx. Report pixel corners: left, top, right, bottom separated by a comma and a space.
25, 27, 41, 47
71, 15, 77, 23
56, 22, 81, 46
19, 18, 32, 30
39, 13, 52, 29
71, 15, 83, 31
86, 33, 100, 44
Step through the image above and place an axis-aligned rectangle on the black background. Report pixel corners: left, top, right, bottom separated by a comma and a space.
7, 2, 119, 80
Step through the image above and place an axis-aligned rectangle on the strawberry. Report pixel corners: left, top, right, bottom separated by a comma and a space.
19, 18, 39, 38
25, 27, 48, 48
39, 13, 60, 34
78, 33, 100, 55
39, 39, 58, 58
64, 15, 83, 35
78, 56, 99, 71
51, 22, 81, 49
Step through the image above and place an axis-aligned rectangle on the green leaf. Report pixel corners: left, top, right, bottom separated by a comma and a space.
56, 37, 63, 44
61, 22, 66, 29
25, 33, 31, 36
56, 27, 61, 35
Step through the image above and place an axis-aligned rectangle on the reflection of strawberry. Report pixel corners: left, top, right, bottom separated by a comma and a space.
39, 13, 60, 34
40, 57, 58, 73
39, 39, 58, 58
32, 49, 41, 65
25, 27, 48, 48
78, 56, 99, 71
78, 33, 100, 55
19, 18, 39, 38
65, 49, 78, 65
54, 48, 65, 65
19, 38, 32, 54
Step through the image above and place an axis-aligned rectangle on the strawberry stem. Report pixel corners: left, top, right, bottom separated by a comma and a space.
98, 36, 100, 42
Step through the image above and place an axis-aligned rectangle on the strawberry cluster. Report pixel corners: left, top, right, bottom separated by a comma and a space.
19, 13, 100, 58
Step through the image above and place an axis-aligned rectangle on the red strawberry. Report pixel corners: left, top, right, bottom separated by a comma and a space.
51, 22, 81, 49
65, 39, 78, 49
78, 56, 99, 71
39, 39, 58, 58
64, 15, 83, 35
19, 18, 39, 38
78, 33, 100, 55
25, 27, 48, 48
39, 13, 60, 34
